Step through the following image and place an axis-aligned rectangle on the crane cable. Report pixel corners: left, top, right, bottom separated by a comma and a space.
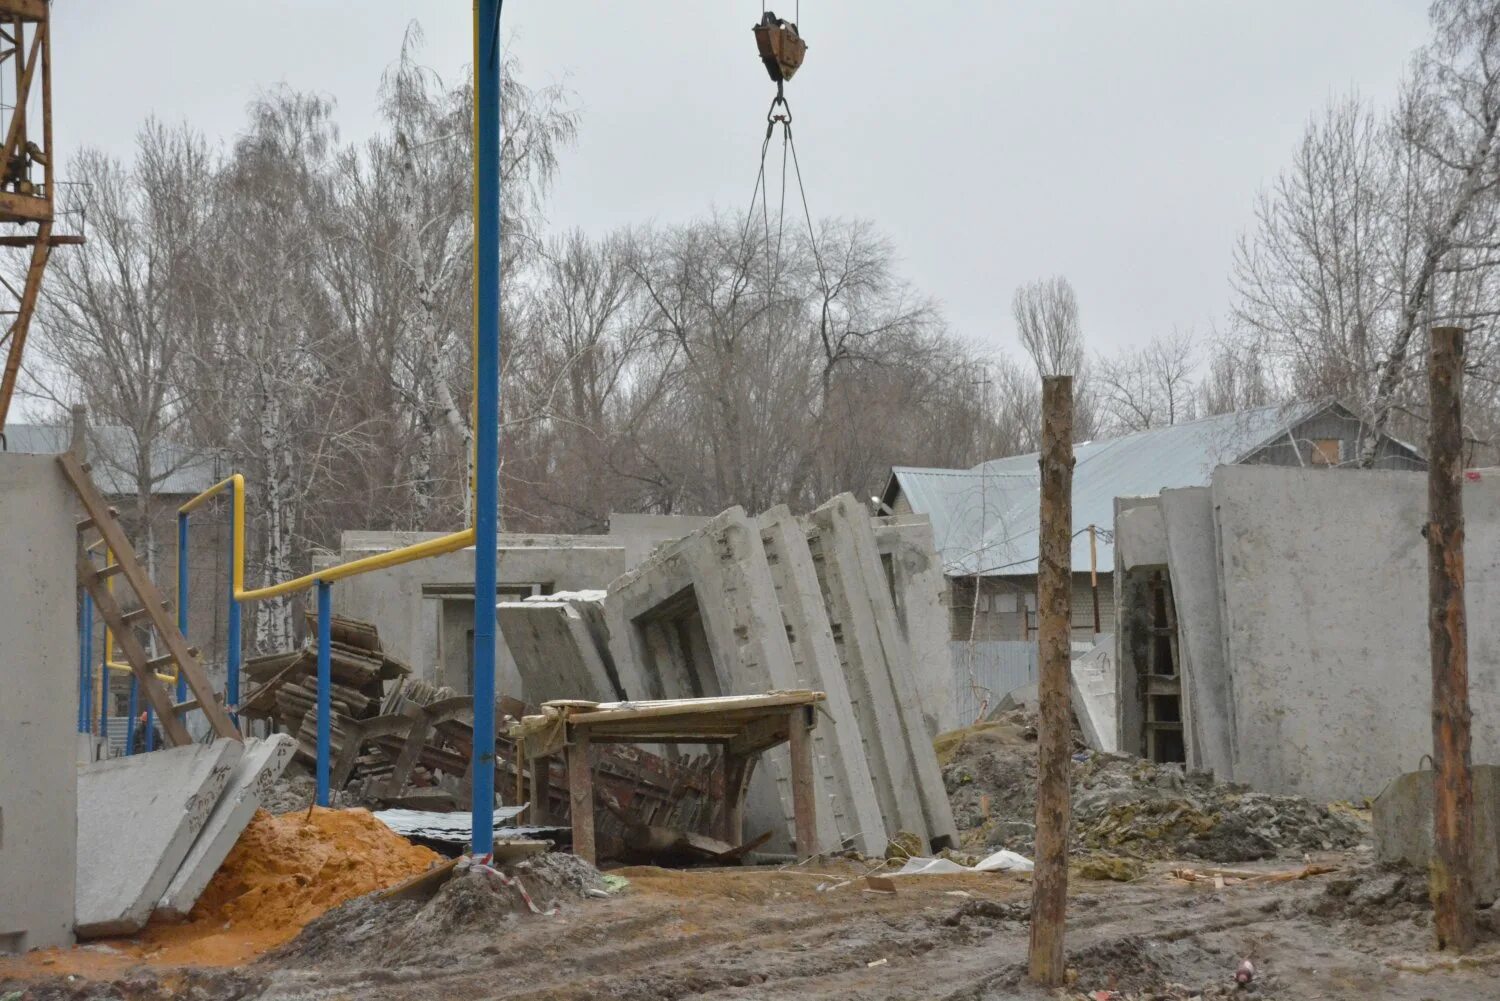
740, 9, 827, 318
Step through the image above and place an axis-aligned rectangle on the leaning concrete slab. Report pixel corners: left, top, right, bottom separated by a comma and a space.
1375, 767, 1500, 905
1212, 465, 1500, 800
157, 735, 294, 920
605, 507, 803, 852
1159, 486, 1234, 779
525, 589, 638, 701
760, 505, 887, 855
499, 600, 619, 704
873, 514, 955, 735
806, 494, 958, 851
0, 454, 79, 953
75, 739, 244, 936
1070, 638, 1118, 753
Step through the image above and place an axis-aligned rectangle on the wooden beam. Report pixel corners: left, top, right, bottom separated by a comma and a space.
568, 730, 596, 864
1428, 324, 1476, 953
787, 705, 817, 857
1029, 374, 1074, 986
0, 190, 48, 222
0, 1, 47, 21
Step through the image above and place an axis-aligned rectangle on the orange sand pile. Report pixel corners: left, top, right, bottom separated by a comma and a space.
186, 806, 440, 933
1, 807, 441, 976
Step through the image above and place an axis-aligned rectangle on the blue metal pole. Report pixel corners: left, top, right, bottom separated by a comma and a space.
146, 698, 156, 751
227, 515, 242, 725
79, 592, 93, 732
126, 677, 138, 756
177, 514, 189, 706
470, 0, 502, 859
315, 580, 332, 807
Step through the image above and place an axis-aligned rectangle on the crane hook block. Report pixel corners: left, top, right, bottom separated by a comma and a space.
754, 11, 807, 83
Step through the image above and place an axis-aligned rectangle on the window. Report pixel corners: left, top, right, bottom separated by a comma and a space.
1309, 438, 1342, 467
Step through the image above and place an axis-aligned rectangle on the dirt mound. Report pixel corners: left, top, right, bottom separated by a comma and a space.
941, 711, 1366, 863
271, 852, 611, 971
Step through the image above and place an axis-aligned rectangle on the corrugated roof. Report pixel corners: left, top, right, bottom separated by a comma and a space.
3, 423, 221, 497
891, 401, 1326, 577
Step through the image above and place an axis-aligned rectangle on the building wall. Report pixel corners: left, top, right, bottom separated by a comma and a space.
947, 572, 1113, 642
0, 455, 78, 952
1243, 410, 1424, 471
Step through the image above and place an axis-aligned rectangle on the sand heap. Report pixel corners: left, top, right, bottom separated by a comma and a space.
134, 807, 441, 965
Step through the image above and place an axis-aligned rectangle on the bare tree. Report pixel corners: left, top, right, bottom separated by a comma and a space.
1094, 329, 1198, 432
1013, 276, 1085, 377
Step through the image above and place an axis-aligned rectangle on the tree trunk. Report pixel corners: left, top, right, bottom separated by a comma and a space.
1029, 375, 1074, 986
1427, 325, 1475, 953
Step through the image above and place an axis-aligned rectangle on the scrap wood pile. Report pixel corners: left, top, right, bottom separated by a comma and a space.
241, 615, 410, 764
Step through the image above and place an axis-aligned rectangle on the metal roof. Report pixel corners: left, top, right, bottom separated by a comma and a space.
890, 401, 1327, 578
2, 423, 221, 497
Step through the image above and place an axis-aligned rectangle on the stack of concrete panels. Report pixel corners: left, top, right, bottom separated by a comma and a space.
75, 734, 296, 936
804, 494, 957, 851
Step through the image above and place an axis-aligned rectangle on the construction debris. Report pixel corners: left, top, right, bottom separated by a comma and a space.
941, 710, 1367, 862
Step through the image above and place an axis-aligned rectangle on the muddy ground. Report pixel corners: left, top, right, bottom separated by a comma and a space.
4, 851, 1500, 1001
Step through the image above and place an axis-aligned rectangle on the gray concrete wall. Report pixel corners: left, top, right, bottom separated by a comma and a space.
330, 533, 627, 698
1212, 464, 1500, 801
1374, 767, 1500, 905
872, 514, 956, 734
0, 455, 79, 952
1159, 486, 1235, 778
607, 512, 713, 567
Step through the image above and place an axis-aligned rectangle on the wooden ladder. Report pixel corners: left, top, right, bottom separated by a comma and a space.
60, 452, 240, 746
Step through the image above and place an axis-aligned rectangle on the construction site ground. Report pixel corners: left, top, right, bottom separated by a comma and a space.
3, 850, 1500, 1000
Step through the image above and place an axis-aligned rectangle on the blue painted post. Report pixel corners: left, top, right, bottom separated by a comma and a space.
470, 0, 503, 859
79, 592, 93, 732
315, 580, 332, 807
145, 700, 156, 751
177, 514, 189, 706
126, 676, 138, 755
227, 515, 242, 725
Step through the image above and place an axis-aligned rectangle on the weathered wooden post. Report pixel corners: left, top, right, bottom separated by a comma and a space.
1428, 324, 1476, 953
1029, 374, 1074, 985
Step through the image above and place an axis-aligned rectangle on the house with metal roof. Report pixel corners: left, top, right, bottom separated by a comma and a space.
879, 399, 1424, 643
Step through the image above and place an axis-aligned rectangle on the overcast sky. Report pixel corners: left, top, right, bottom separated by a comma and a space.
53, 1, 1431, 359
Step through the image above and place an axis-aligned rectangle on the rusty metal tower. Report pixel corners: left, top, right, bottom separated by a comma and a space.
0, 0, 80, 434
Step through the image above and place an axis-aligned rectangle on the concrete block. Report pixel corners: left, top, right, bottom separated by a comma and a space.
498, 600, 620, 704
1116, 500, 1168, 570
75, 738, 244, 936
1070, 638, 1118, 752
1374, 767, 1500, 905
157, 735, 294, 919
0, 454, 79, 953
873, 514, 955, 735
1159, 487, 1234, 778
605, 507, 803, 852
759, 505, 887, 854
805, 494, 958, 851
1212, 465, 1500, 800
607, 512, 713, 566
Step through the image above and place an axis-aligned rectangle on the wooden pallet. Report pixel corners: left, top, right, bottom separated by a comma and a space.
60, 452, 240, 746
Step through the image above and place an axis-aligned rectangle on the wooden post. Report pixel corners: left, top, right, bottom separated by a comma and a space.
1428, 325, 1476, 953
567, 729, 596, 864
721, 752, 751, 844
787, 706, 818, 857
1088, 524, 1101, 636
1029, 375, 1074, 986
531, 756, 551, 825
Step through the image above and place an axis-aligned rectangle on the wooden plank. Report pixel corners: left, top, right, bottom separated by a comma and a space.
1428, 325, 1477, 953
530, 755, 551, 825
0, 1, 47, 22
78, 556, 191, 746
59, 453, 240, 740
553, 691, 823, 725
568, 731, 596, 865
787, 706, 817, 856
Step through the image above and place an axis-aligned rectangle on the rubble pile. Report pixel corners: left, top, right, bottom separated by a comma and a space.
942, 711, 1367, 863
271, 852, 610, 970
